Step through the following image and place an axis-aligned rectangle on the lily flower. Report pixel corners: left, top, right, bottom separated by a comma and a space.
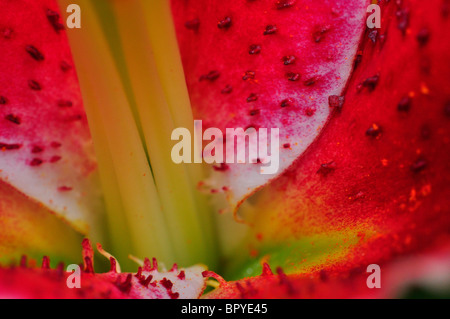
0, 0, 449, 299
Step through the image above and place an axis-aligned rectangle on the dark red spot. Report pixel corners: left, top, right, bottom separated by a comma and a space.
313, 25, 330, 43
362, 74, 380, 91
317, 161, 336, 176
213, 163, 229, 171
444, 101, 450, 117
328, 95, 345, 110
247, 93, 258, 102
236, 282, 248, 299
28, 80, 42, 91
283, 143, 291, 149
282, 55, 296, 65
366, 123, 382, 138
410, 157, 427, 173
0, 143, 21, 150
420, 56, 431, 74
249, 44, 261, 55
218, 16, 232, 29
420, 124, 431, 140
368, 29, 378, 43
46, 9, 65, 32
169, 291, 179, 299
304, 77, 317, 86
354, 52, 363, 68
2, 28, 13, 39
396, 8, 409, 35
249, 109, 260, 116
25, 45, 44, 61
397, 96, 412, 112
160, 278, 173, 290
242, 71, 256, 81
281, 98, 294, 108
443, 0, 450, 18
199, 70, 220, 82
319, 270, 329, 282
276, 0, 295, 10
57, 100, 73, 107
115, 274, 132, 293
30, 158, 43, 166
286, 72, 300, 81
58, 186, 72, 191
51, 141, 62, 148
0, 96, 7, 105
60, 61, 72, 72
5, 114, 21, 125
221, 85, 233, 94
67, 114, 83, 121
31, 146, 44, 153
161, 277, 181, 298
305, 107, 315, 116
184, 18, 200, 31
50, 155, 62, 163
177, 271, 185, 280
416, 28, 430, 46
276, 267, 296, 295
263, 25, 277, 35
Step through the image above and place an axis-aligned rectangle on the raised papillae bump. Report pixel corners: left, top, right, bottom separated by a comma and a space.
275, 0, 295, 10
286, 72, 300, 81
41, 256, 50, 269
261, 263, 273, 276
2, 27, 13, 39
221, 85, 233, 94
410, 157, 428, 173
46, 9, 65, 32
0, 143, 21, 150
30, 158, 44, 167
185, 18, 200, 30
199, 70, 220, 82
416, 28, 430, 46
5, 114, 21, 125
282, 55, 296, 65
25, 45, 45, 61
397, 96, 412, 112
60, 61, 72, 72
246, 93, 258, 102
28, 80, 42, 91
280, 98, 294, 108
218, 16, 232, 29
365, 123, 382, 138
263, 25, 277, 35
249, 44, 261, 54
328, 95, 345, 111
242, 70, 256, 81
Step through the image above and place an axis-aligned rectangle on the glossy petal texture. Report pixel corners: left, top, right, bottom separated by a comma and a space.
171, 0, 369, 210
0, 0, 102, 234
208, 0, 450, 295
204, 245, 450, 298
